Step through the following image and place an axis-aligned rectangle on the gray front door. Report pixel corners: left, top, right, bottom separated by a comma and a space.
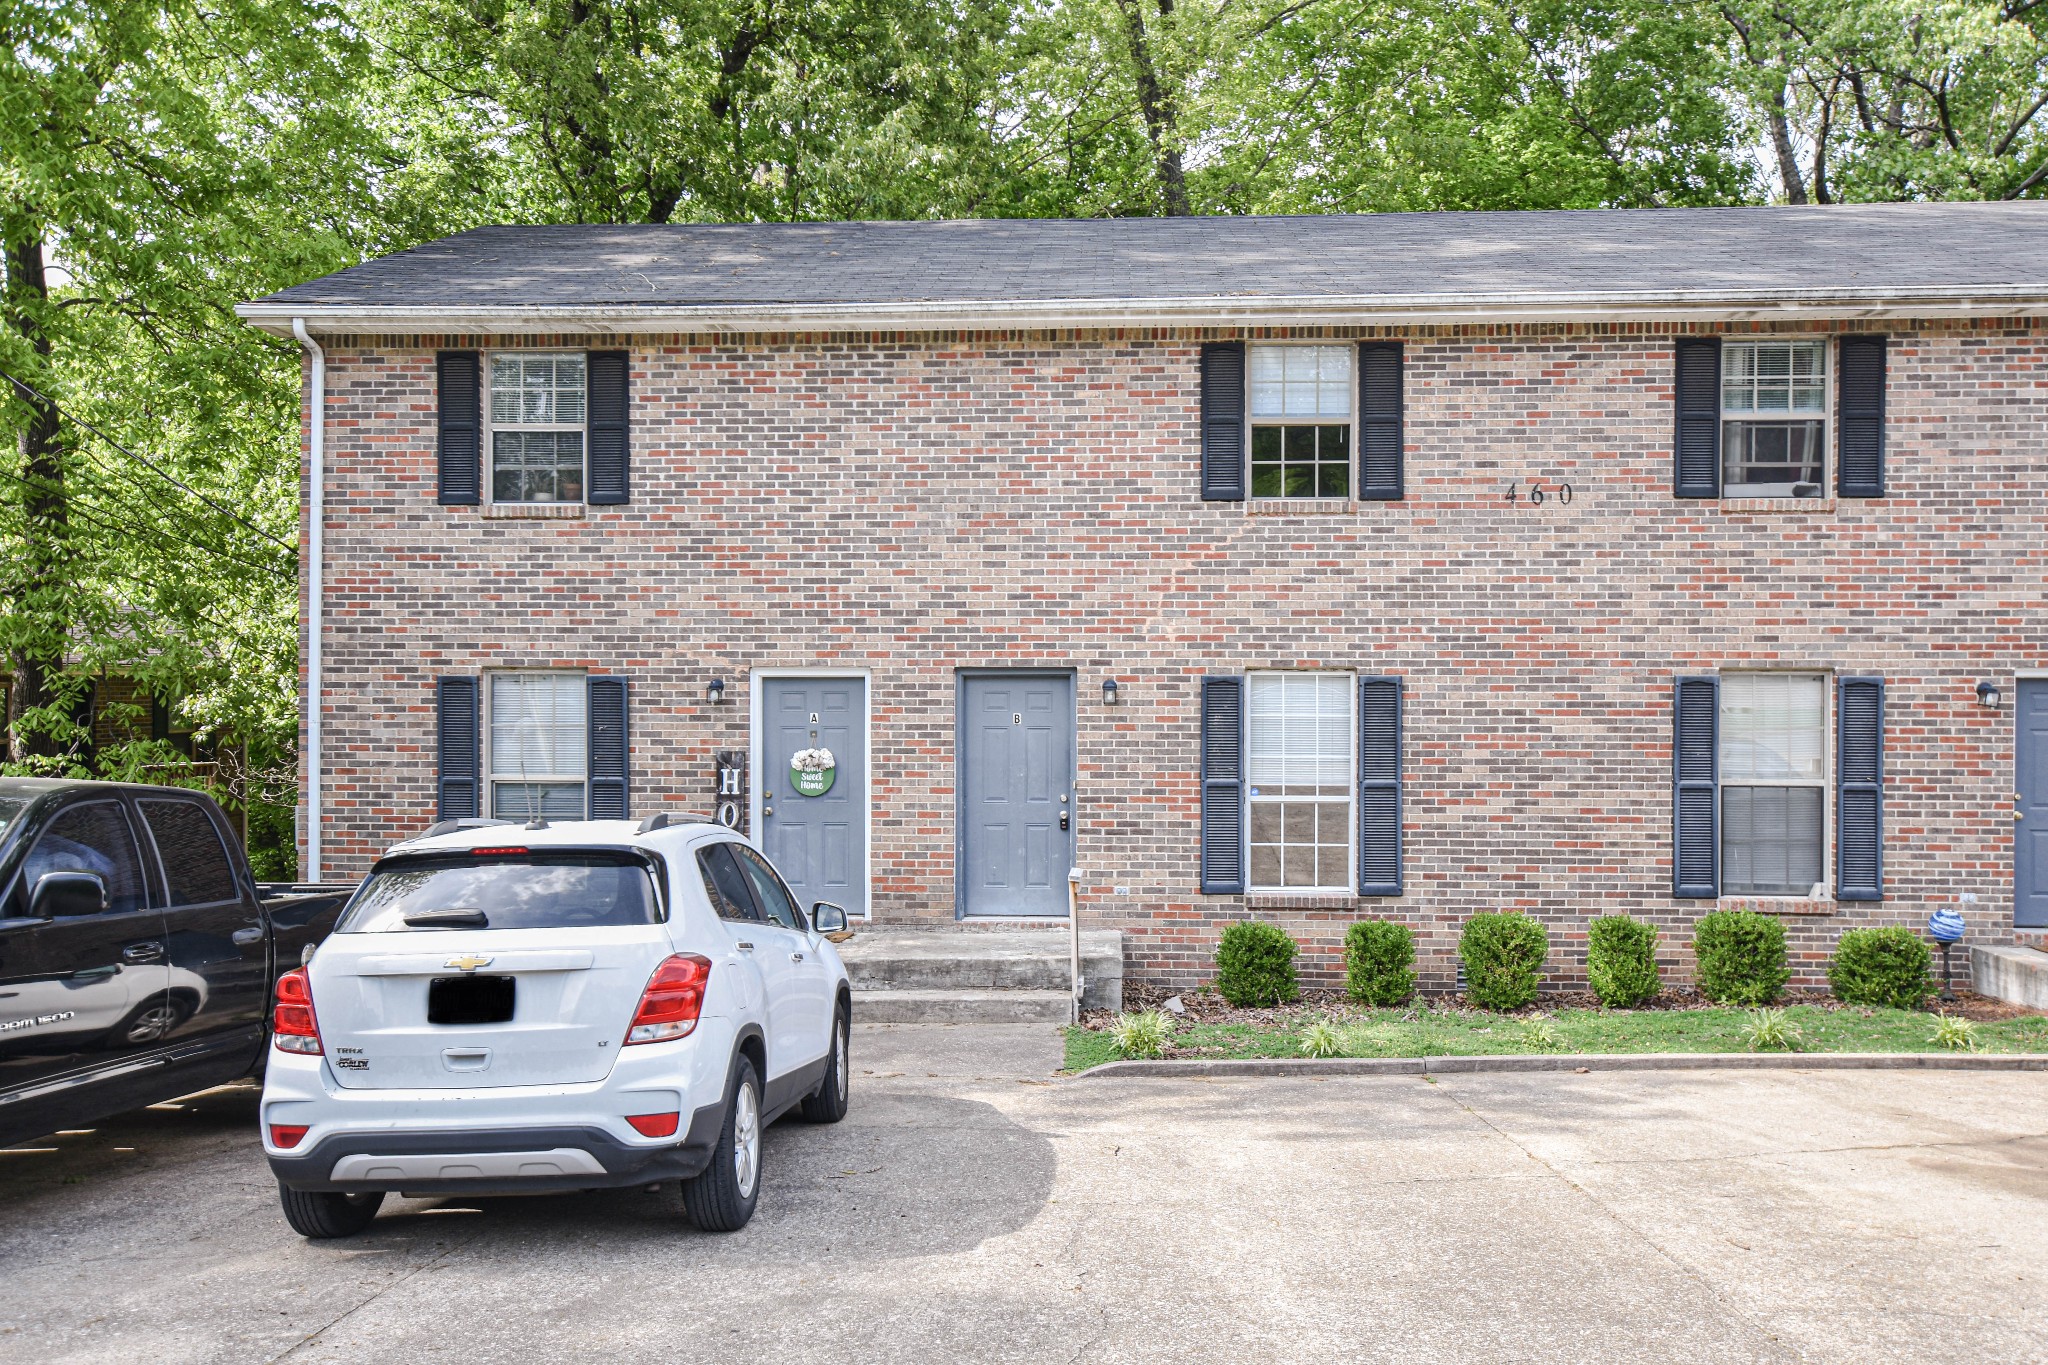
759, 677, 868, 920
960, 673, 1074, 917
2018, 679, 2048, 928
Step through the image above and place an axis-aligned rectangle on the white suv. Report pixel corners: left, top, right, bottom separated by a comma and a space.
260, 815, 853, 1238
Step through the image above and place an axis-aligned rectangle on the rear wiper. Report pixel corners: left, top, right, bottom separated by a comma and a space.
403, 908, 490, 928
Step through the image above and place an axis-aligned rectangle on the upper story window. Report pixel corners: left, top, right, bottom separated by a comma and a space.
489, 354, 586, 504
1720, 672, 1826, 896
487, 671, 586, 819
1722, 341, 1826, 498
1246, 671, 1353, 892
1249, 345, 1352, 500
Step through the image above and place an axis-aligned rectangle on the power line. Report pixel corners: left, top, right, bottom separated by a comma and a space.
0, 368, 298, 554
0, 463, 291, 579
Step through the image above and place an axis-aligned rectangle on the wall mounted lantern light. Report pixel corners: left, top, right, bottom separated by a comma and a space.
1102, 678, 1120, 707
1977, 680, 2002, 709
707, 677, 727, 703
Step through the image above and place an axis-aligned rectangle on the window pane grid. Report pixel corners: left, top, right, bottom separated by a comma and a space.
491, 355, 586, 426
489, 354, 586, 504
1250, 345, 1352, 419
1248, 673, 1352, 890
1720, 673, 1826, 896
1722, 341, 1826, 492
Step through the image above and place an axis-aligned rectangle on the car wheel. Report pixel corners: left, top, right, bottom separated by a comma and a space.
108, 994, 192, 1048
278, 1184, 385, 1239
799, 1002, 850, 1123
682, 1054, 762, 1232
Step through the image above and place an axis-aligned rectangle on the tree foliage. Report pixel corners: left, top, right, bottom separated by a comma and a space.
2, 0, 2042, 873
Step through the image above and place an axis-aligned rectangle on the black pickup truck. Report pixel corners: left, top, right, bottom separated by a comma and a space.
0, 778, 354, 1146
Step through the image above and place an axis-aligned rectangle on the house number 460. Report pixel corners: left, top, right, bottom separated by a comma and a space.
1505, 481, 1573, 506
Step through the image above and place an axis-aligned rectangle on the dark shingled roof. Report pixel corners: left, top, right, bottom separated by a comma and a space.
249, 205, 2048, 313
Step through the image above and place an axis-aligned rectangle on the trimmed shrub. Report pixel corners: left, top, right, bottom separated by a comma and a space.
1586, 915, 1661, 1008
1693, 911, 1789, 1006
1459, 913, 1549, 1010
1215, 921, 1300, 1007
1829, 927, 1933, 1010
1344, 920, 1416, 1006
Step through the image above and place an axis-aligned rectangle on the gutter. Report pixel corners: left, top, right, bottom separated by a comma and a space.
292, 318, 324, 883
238, 285, 2048, 337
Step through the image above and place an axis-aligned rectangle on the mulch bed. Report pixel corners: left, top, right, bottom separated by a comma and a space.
1079, 984, 2036, 1032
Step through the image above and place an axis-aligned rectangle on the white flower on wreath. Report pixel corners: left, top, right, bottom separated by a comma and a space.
791, 746, 836, 771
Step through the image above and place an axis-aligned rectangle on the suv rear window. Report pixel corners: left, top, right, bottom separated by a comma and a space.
338, 853, 661, 933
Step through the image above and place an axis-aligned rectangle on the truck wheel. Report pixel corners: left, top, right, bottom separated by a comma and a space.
107, 994, 192, 1048
682, 1055, 761, 1232
279, 1184, 385, 1239
799, 1003, 850, 1124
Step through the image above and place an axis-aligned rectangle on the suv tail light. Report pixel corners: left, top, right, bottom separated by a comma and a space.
273, 968, 322, 1054
625, 955, 711, 1045
625, 1112, 680, 1138
270, 1124, 310, 1149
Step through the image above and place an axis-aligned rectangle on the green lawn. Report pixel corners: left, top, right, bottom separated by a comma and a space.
1064, 1005, 2048, 1072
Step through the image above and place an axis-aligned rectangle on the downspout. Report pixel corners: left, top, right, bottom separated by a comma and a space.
291, 318, 324, 883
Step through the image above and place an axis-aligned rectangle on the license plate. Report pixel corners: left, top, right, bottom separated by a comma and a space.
428, 974, 516, 1025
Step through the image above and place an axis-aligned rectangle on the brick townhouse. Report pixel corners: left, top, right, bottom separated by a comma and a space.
239, 203, 2048, 990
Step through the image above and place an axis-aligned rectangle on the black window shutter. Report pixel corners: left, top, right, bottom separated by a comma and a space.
1357, 343, 1403, 501
1357, 676, 1403, 895
436, 676, 481, 820
437, 351, 481, 506
1200, 342, 1246, 502
1673, 338, 1721, 499
1672, 675, 1719, 897
587, 676, 630, 820
586, 350, 630, 505
1837, 676, 1884, 901
1837, 336, 1886, 498
1199, 676, 1245, 893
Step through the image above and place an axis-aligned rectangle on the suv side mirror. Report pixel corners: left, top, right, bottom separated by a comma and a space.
811, 901, 852, 941
32, 871, 107, 919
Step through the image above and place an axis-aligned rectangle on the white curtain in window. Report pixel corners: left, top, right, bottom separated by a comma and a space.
1249, 346, 1352, 420
1720, 673, 1824, 782
1248, 673, 1352, 790
490, 674, 587, 780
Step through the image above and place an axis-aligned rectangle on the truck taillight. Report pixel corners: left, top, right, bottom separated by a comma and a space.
273, 968, 323, 1054
625, 955, 712, 1045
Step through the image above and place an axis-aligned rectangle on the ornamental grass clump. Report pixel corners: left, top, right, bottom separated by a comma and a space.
1107, 1010, 1173, 1060
1931, 1014, 1978, 1052
1344, 920, 1416, 1006
1458, 913, 1550, 1011
1298, 1019, 1343, 1059
1586, 914, 1661, 1008
1742, 1007, 1803, 1052
1693, 911, 1790, 1006
1828, 927, 1933, 1010
1214, 921, 1300, 1007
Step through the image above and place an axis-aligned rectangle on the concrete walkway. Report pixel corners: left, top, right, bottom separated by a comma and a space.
0, 1024, 2043, 1361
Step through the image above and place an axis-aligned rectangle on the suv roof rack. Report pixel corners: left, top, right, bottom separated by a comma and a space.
635, 811, 721, 833
418, 816, 518, 840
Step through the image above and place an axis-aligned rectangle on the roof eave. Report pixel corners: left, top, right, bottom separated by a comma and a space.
236, 288, 2048, 337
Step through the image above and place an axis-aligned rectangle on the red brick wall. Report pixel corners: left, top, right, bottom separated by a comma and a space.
301, 318, 2048, 991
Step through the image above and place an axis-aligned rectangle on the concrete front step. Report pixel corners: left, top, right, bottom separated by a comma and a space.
839, 929, 1123, 1010
1971, 944, 2048, 1009
852, 987, 1077, 1024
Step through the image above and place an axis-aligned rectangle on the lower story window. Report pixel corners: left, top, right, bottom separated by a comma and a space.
1247, 672, 1353, 891
1720, 672, 1826, 895
489, 672, 586, 820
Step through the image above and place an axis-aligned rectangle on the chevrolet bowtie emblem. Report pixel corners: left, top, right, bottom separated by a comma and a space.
444, 955, 494, 972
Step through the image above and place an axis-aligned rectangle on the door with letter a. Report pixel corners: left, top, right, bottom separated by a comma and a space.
758, 677, 868, 921
959, 673, 1075, 917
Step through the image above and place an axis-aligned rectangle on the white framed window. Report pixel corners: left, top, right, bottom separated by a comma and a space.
1246, 672, 1353, 891
1720, 672, 1827, 896
1249, 344, 1353, 500
1722, 340, 1827, 498
487, 672, 587, 820
488, 353, 586, 504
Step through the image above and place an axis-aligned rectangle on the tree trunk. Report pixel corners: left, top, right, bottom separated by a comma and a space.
1769, 82, 1808, 204
1116, 0, 1191, 216
2, 227, 71, 763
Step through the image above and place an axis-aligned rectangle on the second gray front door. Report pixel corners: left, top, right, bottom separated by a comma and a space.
960, 673, 1075, 917
759, 677, 867, 920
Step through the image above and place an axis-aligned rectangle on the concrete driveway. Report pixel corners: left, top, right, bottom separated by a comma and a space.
0, 1024, 2043, 1363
